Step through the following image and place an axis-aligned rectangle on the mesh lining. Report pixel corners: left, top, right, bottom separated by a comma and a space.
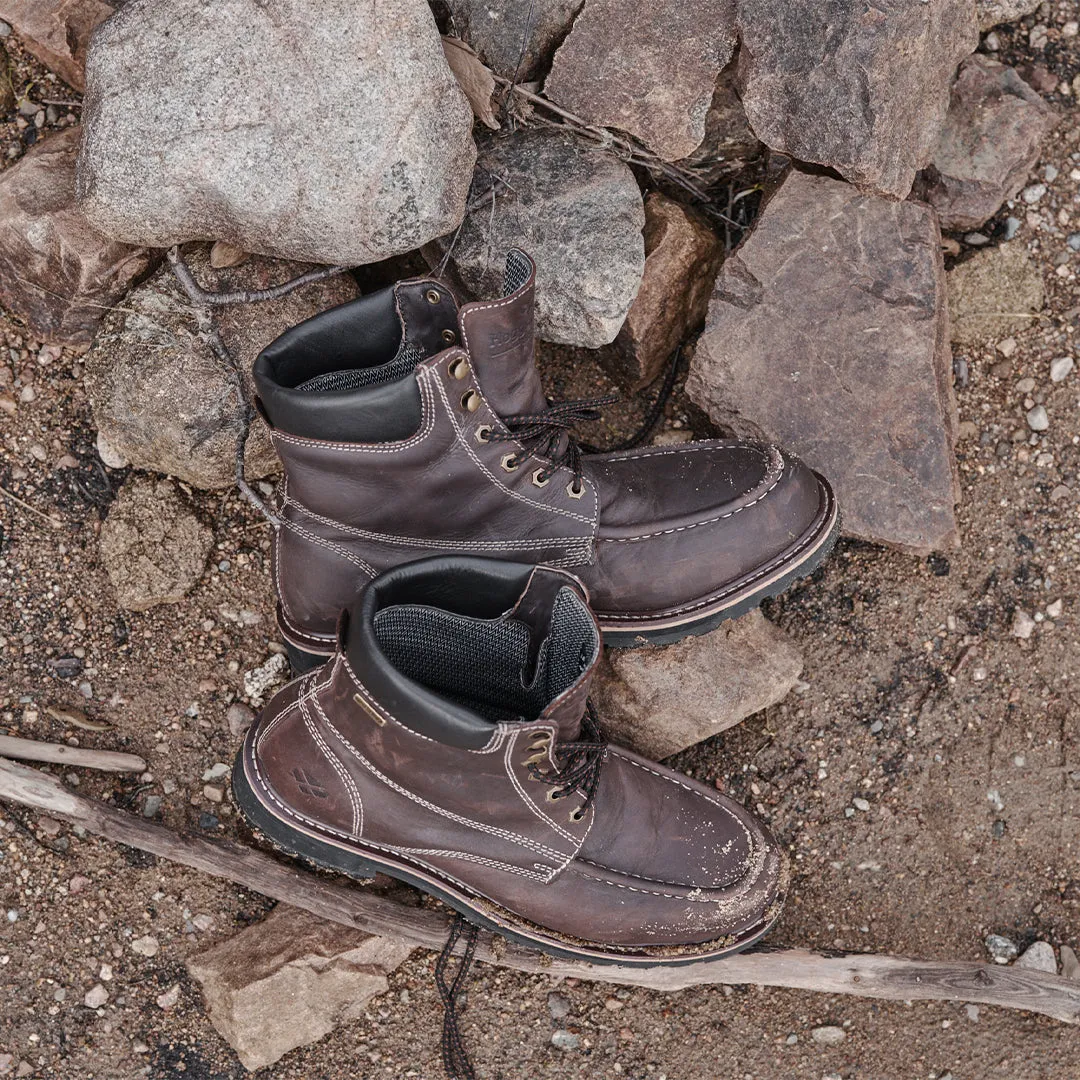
295, 342, 425, 393
373, 587, 597, 724
503, 250, 531, 296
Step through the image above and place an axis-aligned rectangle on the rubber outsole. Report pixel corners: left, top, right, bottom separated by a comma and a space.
232, 751, 780, 968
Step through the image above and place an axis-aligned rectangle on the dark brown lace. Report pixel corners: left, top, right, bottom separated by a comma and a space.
435, 913, 480, 1080
527, 702, 607, 809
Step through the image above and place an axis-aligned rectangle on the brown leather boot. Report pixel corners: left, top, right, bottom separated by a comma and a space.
233, 556, 787, 963
254, 250, 838, 670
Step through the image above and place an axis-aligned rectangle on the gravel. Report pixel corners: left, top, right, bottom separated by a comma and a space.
810, 1025, 846, 1045
1026, 404, 1050, 430
986, 934, 1019, 963
1050, 356, 1074, 382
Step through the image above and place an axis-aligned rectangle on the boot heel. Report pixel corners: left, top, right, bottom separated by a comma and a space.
284, 640, 328, 674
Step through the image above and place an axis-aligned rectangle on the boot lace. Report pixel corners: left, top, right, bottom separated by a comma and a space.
527, 701, 607, 811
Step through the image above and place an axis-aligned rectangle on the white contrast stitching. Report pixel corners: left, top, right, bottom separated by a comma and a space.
299, 681, 363, 838
502, 728, 581, 849
281, 516, 378, 577
598, 444, 771, 464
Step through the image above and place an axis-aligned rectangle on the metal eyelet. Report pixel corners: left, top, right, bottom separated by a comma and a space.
545, 789, 560, 803
529, 733, 552, 750
500, 453, 520, 472
441, 328, 457, 344
566, 479, 585, 500
475, 425, 492, 444
531, 469, 551, 489
569, 807, 585, 823
425, 288, 441, 305
449, 356, 470, 380
461, 389, 481, 412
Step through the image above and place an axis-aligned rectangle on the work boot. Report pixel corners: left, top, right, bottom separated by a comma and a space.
233, 556, 788, 963
253, 250, 838, 670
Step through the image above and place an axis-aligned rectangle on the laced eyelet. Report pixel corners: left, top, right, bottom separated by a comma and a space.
531, 469, 551, 488
425, 288, 441, 304
441, 328, 457, 344
569, 806, 585, 823
500, 453, 520, 472
566, 479, 585, 500
449, 356, 470, 380
475, 425, 492, 444
545, 789, 561, 803
460, 389, 481, 412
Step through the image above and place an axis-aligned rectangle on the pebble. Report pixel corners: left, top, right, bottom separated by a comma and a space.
547, 991, 571, 1020
551, 1029, 580, 1051
96, 431, 129, 469
192, 913, 214, 932
226, 702, 255, 736
203, 785, 224, 803
142, 795, 162, 819
1050, 356, 1074, 382
1003, 216, 1021, 241
997, 337, 1017, 358
810, 1025, 845, 1045
84, 984, 109, 1008
869, 720, 883, 735
852, 797, 871, 812
1060, 945, 1080, 980
0, 20, 10, 36
1015, 376, 1036, 394
1026, 405, 1049, 431
1011, 609, 1036, 639
202, 763, 229, 782
965, 1003, 980, 1022
1068, 233, 1080, 252
1047, 599, 1063, 619
156, 984, 181, 1010
785, 1034, 798, 1045
1044, 164, 1059, 182
1022, 183, 1047, 204
1015, 941, 1056, 973
986, 934, 1018, 964
964, 232, 989, 247
130, 935, 160, 958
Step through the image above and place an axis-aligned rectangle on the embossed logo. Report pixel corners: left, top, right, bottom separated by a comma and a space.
291, 767, 329, 799
488, 324, 529, 358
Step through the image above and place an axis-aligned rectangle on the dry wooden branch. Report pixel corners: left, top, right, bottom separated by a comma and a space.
0, 736, 144, 773
1, 757, 1078, 1024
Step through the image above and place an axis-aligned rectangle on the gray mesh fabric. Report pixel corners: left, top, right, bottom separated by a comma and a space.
503, 250, 531, 296
296, 342, 425, 393
372, 587, 597, 724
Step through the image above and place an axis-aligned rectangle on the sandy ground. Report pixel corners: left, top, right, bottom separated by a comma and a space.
3, 10, 1080, 1080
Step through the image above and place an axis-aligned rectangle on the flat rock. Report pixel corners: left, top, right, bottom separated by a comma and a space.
76, 0, 475, 266
84, 247, 358, 489
436, 129, 644, 347
1015, 941, 1057, 973
913, 55, 1057, 231
977, 0, 1042, 30
592, 610, 803, 759
607, 193, 722, 391
99, 477, 213, 610
545, 0, 736, 161
0, 0, 113, 89
444, 0, 582, 80
735, 0, 978, 198
188, 906, 413, 1072
687, 170, 959, 554
0, 126, 157, 347
947, 244, 1044, 346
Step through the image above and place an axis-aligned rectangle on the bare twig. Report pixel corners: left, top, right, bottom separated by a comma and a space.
0, 485, 63, 530
0, 736, 144, 774
2, 755, 1079, 1025
170, 261, 351, 308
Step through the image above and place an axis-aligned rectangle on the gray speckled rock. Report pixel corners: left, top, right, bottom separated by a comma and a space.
84, 247, 358, 489
76, 0, 476, 265
977, 0, 1041, 30
912, 55, 1057, 232
545, 0, 736, 161
735, 0, 978, 199
437, 130, 645, 347
444, 0, 583, 80
687, 170, 959, 554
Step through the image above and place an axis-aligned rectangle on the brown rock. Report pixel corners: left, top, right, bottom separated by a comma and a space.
0, 0, 114, 89
187, 906, 413, 1072
593, 611, 803, 760
0, 127, 157, 346
0, 43, 14, 115
735, 0, 978, 199
947, 243, 1044, 346
607, 193, 722, 391
84, 247, 358, 489
977, 0, 1041, 30
99, 477, 213, 610
687, 170, 959, 554
545, 0, 736, 161
913, 55, 1057, 231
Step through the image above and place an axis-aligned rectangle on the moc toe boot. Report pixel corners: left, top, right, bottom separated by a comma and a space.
254, 250, 838, 669
233, 556, 788, 963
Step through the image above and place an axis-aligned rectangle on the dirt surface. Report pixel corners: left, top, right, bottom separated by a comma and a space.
2, 12, 1080, 1080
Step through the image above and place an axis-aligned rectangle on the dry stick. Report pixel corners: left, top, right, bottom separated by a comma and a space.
0, 736, 144, 774
1, 756, 1078, 1025
0, 484, 63, 530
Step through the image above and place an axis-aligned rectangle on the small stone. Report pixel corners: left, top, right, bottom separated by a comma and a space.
810, 1025, 846, 1046
547, 992, 571, 1021
84, 983, 108, 1008
1022, 183, 1047, 204
551, 1029, 581, 1051
203, 785, 224, 803
1068, 233, 1080, 252
202, 763, 229, 782
68, 875, 90, 894
1050, 356, 1074, 382
869, 720, 884, 735
1016, 376, 1036, 394
965, 1003, 980, 1021
1003, 216, 1021, 240
192, 913, 214, 932
1046, 599, 1063, 619
226, 702, 256, 737
141, 795, 162, 819
986, 934, 1018, 964
997, 337, 1017, 357
131, 935, 160, 958
1060, 945, 1080, 980
785, 1033, 798, 1045
1015, 941, 1056, 973
99, 963, 113, 981
155, 983, 181, 1010
1026, 405, 1049, 431
95, 430, 129, 470
852, 797, 871, 812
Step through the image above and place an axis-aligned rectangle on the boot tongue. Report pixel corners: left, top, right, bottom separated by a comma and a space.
458, 250, 549, 418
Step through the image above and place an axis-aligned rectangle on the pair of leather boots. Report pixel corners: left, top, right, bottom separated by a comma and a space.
234, 251, 839, 965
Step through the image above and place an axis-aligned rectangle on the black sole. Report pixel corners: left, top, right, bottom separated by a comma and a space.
232, 752, 778, 968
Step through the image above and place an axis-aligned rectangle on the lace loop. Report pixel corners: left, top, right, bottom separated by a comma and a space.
527, 702, 606, 811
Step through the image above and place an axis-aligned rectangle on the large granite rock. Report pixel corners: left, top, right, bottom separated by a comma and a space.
188, 906, 413, 1072
608, 193, 722, 391
84, 248, 358, 489
947, 244, 1044, 345
977, 0, 1041, 29
0, 0, 113, 89
912, 55, 1056, 232
437, 129, 645, 347
545, 0, 736, 161
0, 127, 157, 347
76, 0, 476, 266
100, 477, 213, 610
444, 0, 583, 80
593, 610, 803, 760
734, 0, 978, 199
687, 170, 959, 554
